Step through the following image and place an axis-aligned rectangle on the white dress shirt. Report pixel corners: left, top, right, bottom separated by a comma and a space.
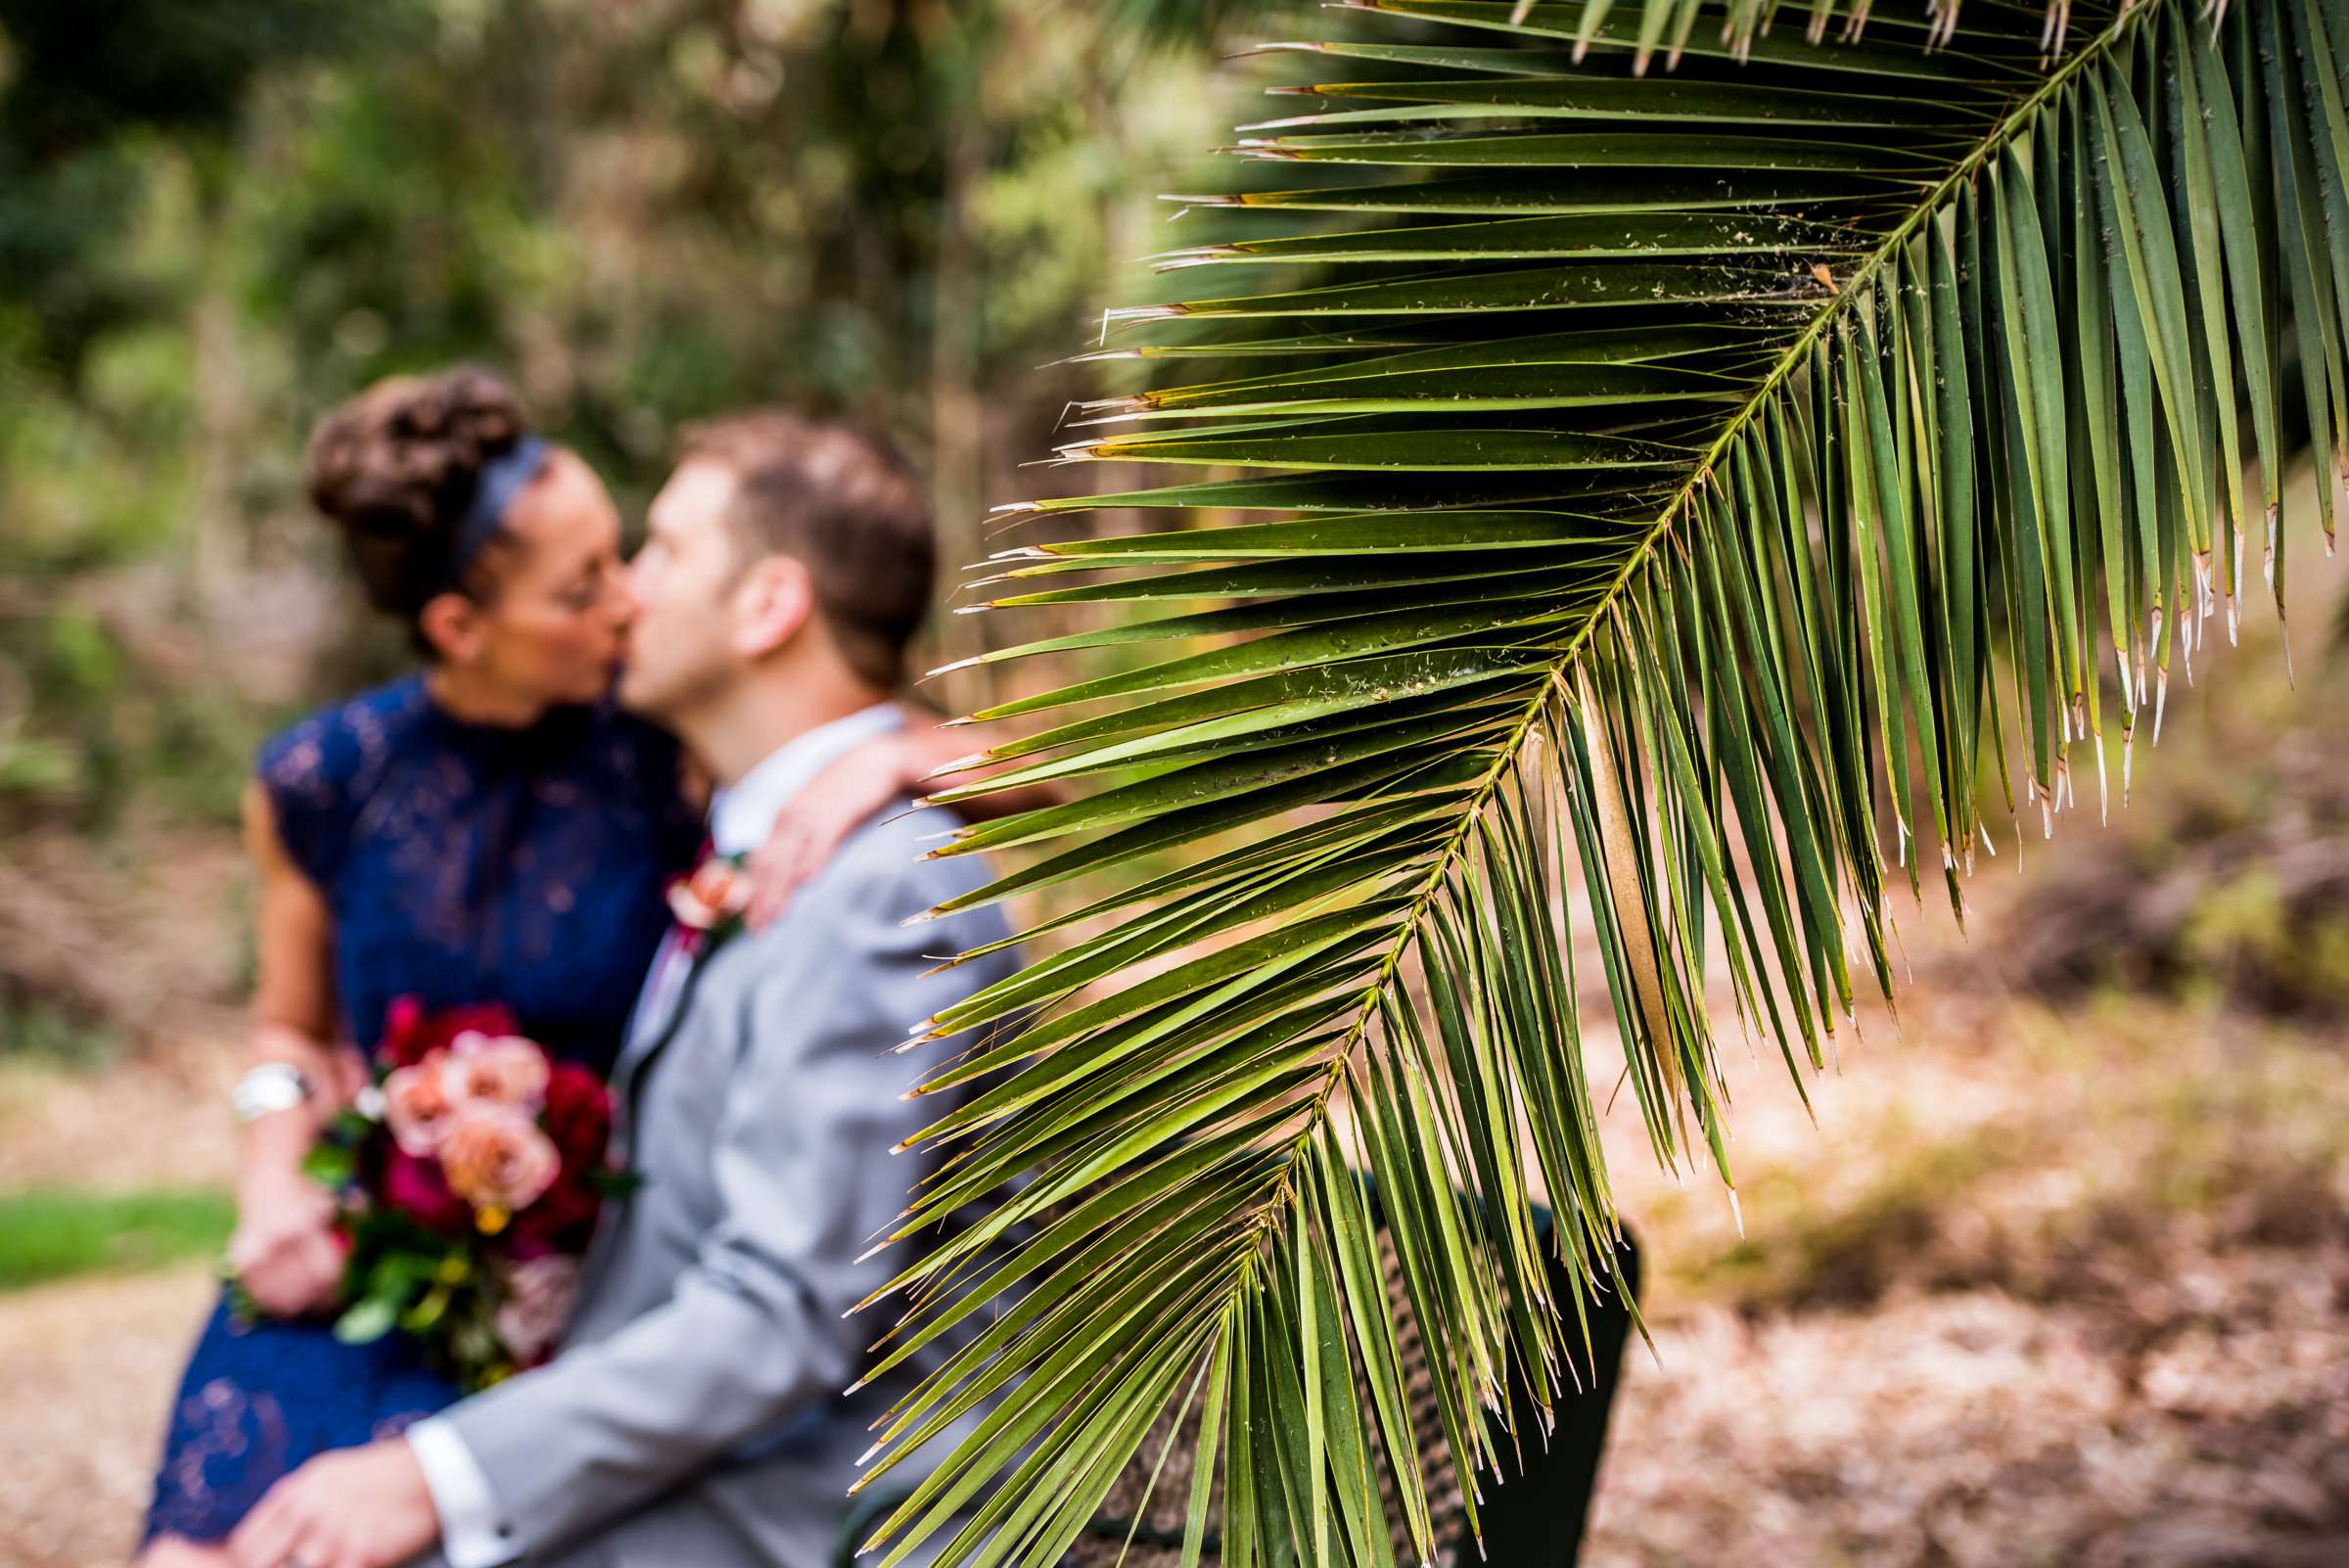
408, 702, 904, 1568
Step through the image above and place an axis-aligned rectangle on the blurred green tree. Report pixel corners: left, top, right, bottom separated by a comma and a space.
0, 0, 1231, 827
0, 0, 384, 378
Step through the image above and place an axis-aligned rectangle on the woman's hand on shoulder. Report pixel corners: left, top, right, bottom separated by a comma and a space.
742, 719, 924, 931
744, 706, 1064, 930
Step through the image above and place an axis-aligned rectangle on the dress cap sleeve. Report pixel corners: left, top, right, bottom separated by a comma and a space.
253, 688, 400, 889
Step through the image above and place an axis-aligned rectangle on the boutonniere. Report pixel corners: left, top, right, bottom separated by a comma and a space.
667, 851, 752, 951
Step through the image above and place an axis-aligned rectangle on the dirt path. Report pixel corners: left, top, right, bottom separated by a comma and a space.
0, 1267, 215, 1568
0, 1035, 238, 1568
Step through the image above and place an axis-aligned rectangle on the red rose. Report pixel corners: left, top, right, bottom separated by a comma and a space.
377, 997, 525, 1071
378, 996, 429, 1069
511, 1064, 614, 1254
382, 1149, 472, 1235
511, 1173, 603, 1253
540, 1063, 614, 1175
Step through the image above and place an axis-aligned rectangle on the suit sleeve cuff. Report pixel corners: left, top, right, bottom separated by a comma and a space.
407, 1417, 518, 1568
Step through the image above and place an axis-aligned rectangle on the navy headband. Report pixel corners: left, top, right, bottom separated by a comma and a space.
449, 435, 549, 580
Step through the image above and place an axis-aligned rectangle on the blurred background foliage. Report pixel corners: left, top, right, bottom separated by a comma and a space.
0, 0, 1264, 838
0, 0, 1324, 1052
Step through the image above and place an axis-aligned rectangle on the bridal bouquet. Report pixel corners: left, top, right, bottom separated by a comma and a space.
296, 997, 625, 1390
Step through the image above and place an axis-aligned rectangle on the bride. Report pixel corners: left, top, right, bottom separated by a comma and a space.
137, 368, 1036, 1562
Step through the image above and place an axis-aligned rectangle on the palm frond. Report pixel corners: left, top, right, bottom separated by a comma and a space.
858, 4, 2349, 1565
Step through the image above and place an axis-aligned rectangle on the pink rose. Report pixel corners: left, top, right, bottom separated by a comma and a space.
440, 1033, 551, 1112
383, 1061, 458, 1157
438, 1105, 562, 1215
667, 856, 751, 932
493, 1254, 581, 1365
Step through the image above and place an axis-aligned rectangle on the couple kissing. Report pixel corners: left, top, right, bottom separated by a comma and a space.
142, 368, 1034, 1568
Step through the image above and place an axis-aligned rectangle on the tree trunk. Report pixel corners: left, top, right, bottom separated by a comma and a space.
928, 117, 991, 715
188, 174, 248, 611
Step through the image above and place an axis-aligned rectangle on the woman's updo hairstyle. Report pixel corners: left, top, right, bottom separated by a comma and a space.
304, 367, 534, 650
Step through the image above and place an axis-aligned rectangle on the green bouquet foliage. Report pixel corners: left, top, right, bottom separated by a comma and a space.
854, 4, 2349, 1565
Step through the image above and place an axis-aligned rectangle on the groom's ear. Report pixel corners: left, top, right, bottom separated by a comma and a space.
729, 551, 816, 661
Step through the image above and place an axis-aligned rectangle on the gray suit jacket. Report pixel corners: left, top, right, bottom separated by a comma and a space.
439, 803, 1017, 1568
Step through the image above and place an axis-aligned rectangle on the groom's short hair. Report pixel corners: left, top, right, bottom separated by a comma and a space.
675, 410, 936, 688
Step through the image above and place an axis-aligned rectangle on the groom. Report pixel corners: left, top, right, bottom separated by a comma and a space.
225, 413, 1020, 1568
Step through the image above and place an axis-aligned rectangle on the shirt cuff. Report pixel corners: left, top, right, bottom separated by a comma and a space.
407, 1417, 517, 1568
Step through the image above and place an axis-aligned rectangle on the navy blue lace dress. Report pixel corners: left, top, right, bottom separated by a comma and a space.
144, 674, 705, 1545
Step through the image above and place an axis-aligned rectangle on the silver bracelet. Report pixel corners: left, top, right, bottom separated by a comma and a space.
232, 1062, 314, 1123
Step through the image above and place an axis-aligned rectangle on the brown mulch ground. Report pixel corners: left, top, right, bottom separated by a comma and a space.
0, 825, 247, 1061
0, 1040, 238, 1193
1586, 1245, 2349, 1568
1555, 935, 2349, 1568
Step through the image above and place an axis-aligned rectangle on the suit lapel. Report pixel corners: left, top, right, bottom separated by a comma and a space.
614, 937, 716, 1131
578, 939, 718, 1300
614, 933, 694, 1089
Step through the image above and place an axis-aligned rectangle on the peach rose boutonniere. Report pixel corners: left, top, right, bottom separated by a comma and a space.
278, 997, 624, 1390
666, 850, 753, 950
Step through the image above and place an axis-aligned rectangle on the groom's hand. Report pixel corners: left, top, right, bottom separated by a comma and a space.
227, 1439, 440, 1568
